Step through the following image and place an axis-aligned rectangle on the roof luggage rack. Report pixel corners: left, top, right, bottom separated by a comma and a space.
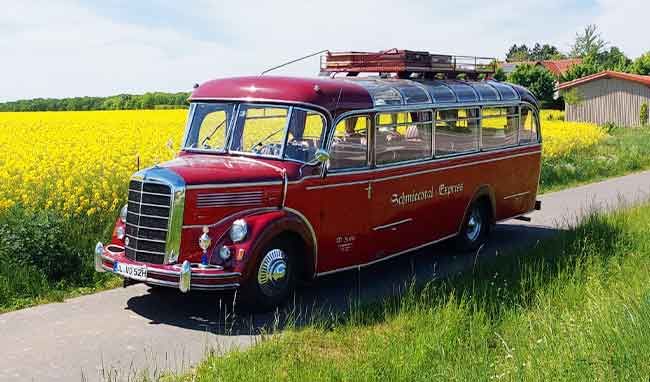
321, 49, 496, 79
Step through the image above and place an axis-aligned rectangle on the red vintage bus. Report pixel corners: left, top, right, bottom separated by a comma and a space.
95, 50, 542, 311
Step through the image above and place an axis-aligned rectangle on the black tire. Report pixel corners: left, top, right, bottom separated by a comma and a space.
238, 237, 297, 313
455, 200, 491, 252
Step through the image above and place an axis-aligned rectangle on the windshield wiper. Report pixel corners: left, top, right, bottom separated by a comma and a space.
249, 126, 285, 151
200, 120, 227, 148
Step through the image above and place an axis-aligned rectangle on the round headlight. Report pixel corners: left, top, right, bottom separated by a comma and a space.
230, 219, 248, 243
119, 204, 128, 223
219, 246, 231, 260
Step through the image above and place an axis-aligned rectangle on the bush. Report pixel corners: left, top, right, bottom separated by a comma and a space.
508, 64, 556, 106
0, 208, 87, 281
641, 103, 649, 126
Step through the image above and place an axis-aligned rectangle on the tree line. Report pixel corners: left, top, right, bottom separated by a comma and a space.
0, 92, 191, 112
497, 24, 650, 107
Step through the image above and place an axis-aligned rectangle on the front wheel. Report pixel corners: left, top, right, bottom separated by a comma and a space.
239, 238, 297, 312
455, 201, 491, 252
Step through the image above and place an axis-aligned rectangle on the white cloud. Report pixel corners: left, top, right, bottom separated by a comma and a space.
0, 0, 646, 101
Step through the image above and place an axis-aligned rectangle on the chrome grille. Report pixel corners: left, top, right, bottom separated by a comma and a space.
125, 179, 171, 264
196, 191, 264, 208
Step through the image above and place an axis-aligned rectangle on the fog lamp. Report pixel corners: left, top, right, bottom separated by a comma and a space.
230, 219, 248, 242
119, 204, 128, 223
116, 226, 125, 240
219, 245, 231, 261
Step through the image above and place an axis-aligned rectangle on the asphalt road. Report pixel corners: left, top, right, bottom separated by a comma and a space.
2, 171, 650, 382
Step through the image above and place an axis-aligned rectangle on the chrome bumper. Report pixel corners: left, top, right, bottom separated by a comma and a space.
95, 242, 240, 292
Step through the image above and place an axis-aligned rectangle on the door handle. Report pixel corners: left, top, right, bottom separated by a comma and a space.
363, 183, 372, 200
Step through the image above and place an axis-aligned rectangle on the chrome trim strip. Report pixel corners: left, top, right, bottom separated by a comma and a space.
325, 144, 541, 177
124, 223, 167, 232
372, 218, 413, 231
128, 189, 172, 198
503, 191, 531, 200
306, 179, 370, 191
198, 202, 264, 208
127, 211, 169, 220
186, 181, 283, 190
125, 234, 166, 244
283, 207, 319, 273
129, 201, 172, 208
281, 169, 288, 207
308, 150, 541, 191
124, 245, 165, 255
316, 232, 458, 277
182, 207, 280, 229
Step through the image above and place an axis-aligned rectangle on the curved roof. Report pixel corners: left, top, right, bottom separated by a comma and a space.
190, 76, 538, 117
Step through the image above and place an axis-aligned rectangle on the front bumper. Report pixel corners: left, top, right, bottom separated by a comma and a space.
95, 242, 241, 292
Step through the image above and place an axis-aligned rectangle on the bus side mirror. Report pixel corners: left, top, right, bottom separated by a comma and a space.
314, 149, 330, 164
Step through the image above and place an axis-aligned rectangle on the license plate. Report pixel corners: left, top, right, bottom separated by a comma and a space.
113, 261, 147, 281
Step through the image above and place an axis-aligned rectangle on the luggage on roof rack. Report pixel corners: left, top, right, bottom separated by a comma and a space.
321, 49, 496, 79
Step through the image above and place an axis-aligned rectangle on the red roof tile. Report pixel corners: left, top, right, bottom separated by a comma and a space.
539, 59, 582, 76
557, 70, 650, 90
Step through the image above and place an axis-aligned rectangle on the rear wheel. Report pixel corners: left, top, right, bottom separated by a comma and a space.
455, 200, 491, 252
239, 237, 297, 312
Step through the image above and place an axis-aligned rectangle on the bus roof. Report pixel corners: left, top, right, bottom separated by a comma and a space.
190, 76, 538, 118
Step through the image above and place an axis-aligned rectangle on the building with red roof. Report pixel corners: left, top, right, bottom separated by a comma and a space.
558, 71, 650, 126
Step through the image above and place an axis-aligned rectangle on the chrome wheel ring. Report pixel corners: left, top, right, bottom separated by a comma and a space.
466, 207, 482, 242
257, 248, 289, 297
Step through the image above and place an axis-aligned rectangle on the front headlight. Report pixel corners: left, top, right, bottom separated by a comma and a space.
119, 204, 128, 223
230, 219, 248, 242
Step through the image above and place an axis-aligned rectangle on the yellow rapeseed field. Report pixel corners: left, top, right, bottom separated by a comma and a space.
0, 109, 605, 217
0, 110, 185, 217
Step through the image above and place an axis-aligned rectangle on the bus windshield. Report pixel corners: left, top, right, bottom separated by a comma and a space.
183, 102, 326, 163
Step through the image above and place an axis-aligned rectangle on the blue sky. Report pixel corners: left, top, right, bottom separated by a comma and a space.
0, 0, 646, 102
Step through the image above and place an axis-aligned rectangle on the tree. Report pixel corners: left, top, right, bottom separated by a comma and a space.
506, 44, 530, 62
570, 24, 607, 58
530, 43, 565, 61
631, 52, 650, 75
508, 64, 556, 105
560, 55, 602, 82
492, 67, 507, 82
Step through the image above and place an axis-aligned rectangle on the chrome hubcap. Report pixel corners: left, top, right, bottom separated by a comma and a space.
466, 208, 482, 242
257, 249, 288, 296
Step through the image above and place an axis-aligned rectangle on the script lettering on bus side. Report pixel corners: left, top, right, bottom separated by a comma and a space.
390, 183, 464, 207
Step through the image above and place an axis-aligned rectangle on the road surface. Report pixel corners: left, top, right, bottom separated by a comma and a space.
1, 171, 650, 381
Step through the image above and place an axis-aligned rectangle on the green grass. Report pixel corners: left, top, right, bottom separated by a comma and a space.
166, 203, 650, 382
540, 126, 650, 193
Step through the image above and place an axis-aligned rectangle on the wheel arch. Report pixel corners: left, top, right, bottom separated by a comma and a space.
459, 184, 496, 232
245, 208, 317, 282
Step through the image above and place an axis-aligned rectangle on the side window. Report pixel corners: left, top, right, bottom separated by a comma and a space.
375, 111, 432, 166
520, 106, 539, 144
434, 108, 479, 156
285, 109, 325, 163
329, 116, 370, 170
481, 106, 519, 150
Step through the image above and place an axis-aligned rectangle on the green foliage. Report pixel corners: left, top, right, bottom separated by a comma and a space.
570, 24, 607, 58
0, 92, 190, 112
0, 207, 117, 311
177, 204, 650, 382
507, 64, 556, 105
631, 52, 650, 75
562, 88, 583, 106
492, 67, 507, 82
506, 43, 565, 62
641, 103, 649, 126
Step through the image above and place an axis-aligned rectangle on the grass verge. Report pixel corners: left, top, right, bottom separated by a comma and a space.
168, 203, 650, 381
540, 126, 650, 193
